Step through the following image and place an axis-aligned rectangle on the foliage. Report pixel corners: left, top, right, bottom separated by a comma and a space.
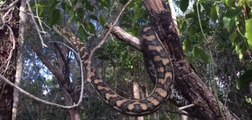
178, 0, 252, 86
177, 0, 252, 118
97, 40, 143, 71
237, 70, 252, 90
13, 0, 252, 119
18, 0, 158, 119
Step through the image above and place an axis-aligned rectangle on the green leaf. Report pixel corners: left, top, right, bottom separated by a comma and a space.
245, 96, 252, 104
235, 43, 244, 60
78, 24, 88, 41
85, 22, 96, 34
89, 15, 99, 21
178, 20, 187, 33
83, 0, 94, 11
225, 0, 235, 7
223, 17, 235, 31
99, 0, 110, 8
199, 1, 213, 15
48, 9, 61, 26
225, 7, 242, 18
246, 0, 252, 6
180, 0, 189, 12
229, 31, 238, 45
245, 19, 252, 49
99, 16, 106, 27
34, 4, 46, 16
49, 0, 59, 9
133, 5, 144, 21
193, 47, 210, 63
236, 70, 252, 90
183, 39, 192, 52
210, 5, 218, 21
185, 13, 196, 19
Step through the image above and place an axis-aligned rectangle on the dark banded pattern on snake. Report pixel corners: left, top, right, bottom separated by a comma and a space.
57, 26, 174, 116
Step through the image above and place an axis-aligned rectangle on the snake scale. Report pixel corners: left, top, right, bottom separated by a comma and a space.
57, 26, 174, 116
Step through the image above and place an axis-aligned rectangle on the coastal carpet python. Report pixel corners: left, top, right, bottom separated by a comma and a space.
56, 26, 174, 116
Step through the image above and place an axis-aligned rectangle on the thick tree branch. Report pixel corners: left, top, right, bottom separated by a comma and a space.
107, 25, 141, 51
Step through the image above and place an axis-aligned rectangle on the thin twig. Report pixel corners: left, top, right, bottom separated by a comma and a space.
80, 24, 95, 37
178, 104, 195, 111
3, 25, 16, 73
0, 7, 13, 29
27, 1, 47, 47
34, 0, 48, 36
196, 1, 225, 119
15, 6, 51, 30
88, 0, 132, 59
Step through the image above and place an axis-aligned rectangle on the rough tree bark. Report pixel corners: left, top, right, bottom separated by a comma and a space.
12, 0, 26, 119
0, 0, 21, 119
143, 0, 237, 119
109, 0, 239, 119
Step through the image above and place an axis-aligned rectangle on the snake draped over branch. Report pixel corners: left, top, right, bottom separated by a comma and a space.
55, 26, 174, 116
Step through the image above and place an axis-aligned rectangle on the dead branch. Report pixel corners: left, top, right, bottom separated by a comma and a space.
107, 25, 141, 51
0, 0, 19, 12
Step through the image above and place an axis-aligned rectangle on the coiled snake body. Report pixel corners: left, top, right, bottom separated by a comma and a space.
58, 26, 174, 116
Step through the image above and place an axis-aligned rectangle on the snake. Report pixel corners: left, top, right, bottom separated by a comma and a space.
56, 26, 174, 116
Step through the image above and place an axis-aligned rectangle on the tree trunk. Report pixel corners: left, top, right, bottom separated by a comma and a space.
143, 0, 238, 119
12, 0, 26, 119
0, 0, 21, 119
